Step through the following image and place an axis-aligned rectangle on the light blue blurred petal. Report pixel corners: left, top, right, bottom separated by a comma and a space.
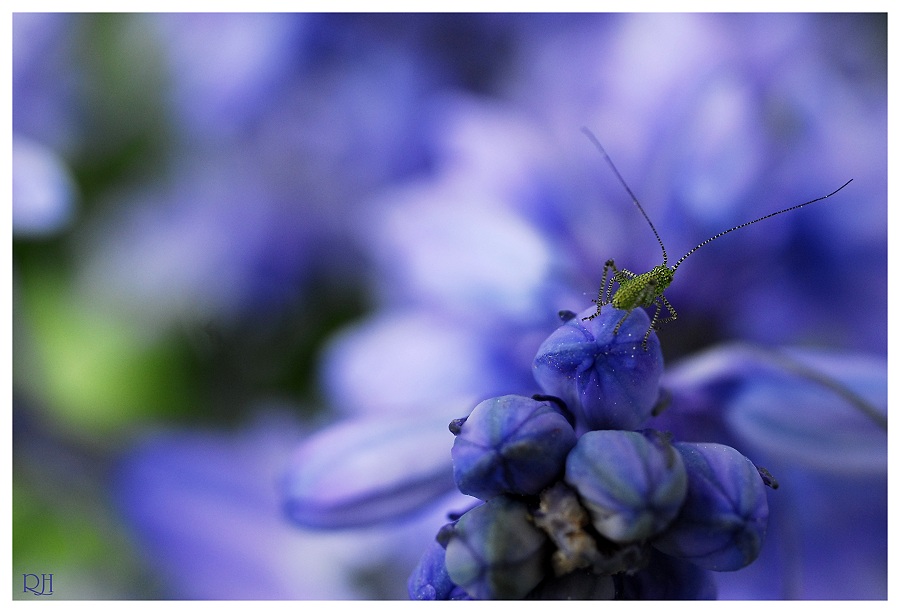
13, 137, 76, 236
283, 415, 459, 529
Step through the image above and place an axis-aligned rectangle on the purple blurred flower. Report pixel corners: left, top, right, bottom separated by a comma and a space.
148, 13, 305, 142
23, 13, 879, 600
13, 13, 84, 152
282, 414, 459, 529
13, 136, 77, 237
114, 411, 455, 599
13, 15, 81, 238
77, 159, 318, 326
68, 13, 458, 333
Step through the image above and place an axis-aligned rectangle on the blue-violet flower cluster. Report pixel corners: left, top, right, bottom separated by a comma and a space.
409, 306, 775, 600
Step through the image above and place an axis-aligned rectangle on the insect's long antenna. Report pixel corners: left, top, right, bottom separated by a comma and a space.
671, 179, 853, 272
582, 127, 669, 265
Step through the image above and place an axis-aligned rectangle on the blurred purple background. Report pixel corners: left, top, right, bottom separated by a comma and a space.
12, 13, 885, 599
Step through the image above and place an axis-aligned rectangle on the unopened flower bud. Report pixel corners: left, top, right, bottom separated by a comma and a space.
533, 306, 663, 432
407, 538, 470, 600
565, 430, 687, 543
451, 395, 577, 500
652, 442, 769, 571
444, 496, 549, 599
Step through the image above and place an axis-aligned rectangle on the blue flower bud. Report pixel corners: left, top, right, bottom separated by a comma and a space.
444, 496, 549, 599
407, 538, 470, 600
281, 415, 455, 529
564, 430, 687, 543
451, 395, 577, 500
616, 550, 717, 600
653, 442, 768, 571
533, 306, 663, 432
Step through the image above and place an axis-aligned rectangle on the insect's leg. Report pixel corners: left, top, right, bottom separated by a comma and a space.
634, 279, 660, 350
585, 259, 618, 320
642, 295, 675, 351
613, 267, 637, 284
657, 295, 677, 325
602, 260, 620, 305
612, 309, 631, 335
642, 304, 660, 350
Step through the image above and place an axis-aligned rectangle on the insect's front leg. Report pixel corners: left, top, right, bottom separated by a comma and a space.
612, 266, 637, 285
612, 309, 632, 335
601, 259, 619, 306
657, 295, 677, 325
642, 305, 660, 350
585, 259, 618, 320
641, 294, 676, 351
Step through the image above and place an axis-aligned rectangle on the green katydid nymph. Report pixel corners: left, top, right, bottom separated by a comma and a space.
580, 127, 853, 350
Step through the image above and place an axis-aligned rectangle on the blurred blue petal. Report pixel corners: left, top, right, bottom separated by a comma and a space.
283, 415, 458, 529
78, 161, 315, 326
114, 414, 366, 598
726, 349, 886, 473
321, 310, 531, 418
13, 13, 83, 150
150, 13, 304, 141
358, 102, 558, 321
13, 137, 76, 236
657, 345, 886, 473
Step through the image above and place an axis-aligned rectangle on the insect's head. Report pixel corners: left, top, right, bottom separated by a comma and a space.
650, 264, 674, 285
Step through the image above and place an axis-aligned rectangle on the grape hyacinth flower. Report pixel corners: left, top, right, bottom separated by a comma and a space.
284, 299, 885, 598
396, 306, 778, 599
